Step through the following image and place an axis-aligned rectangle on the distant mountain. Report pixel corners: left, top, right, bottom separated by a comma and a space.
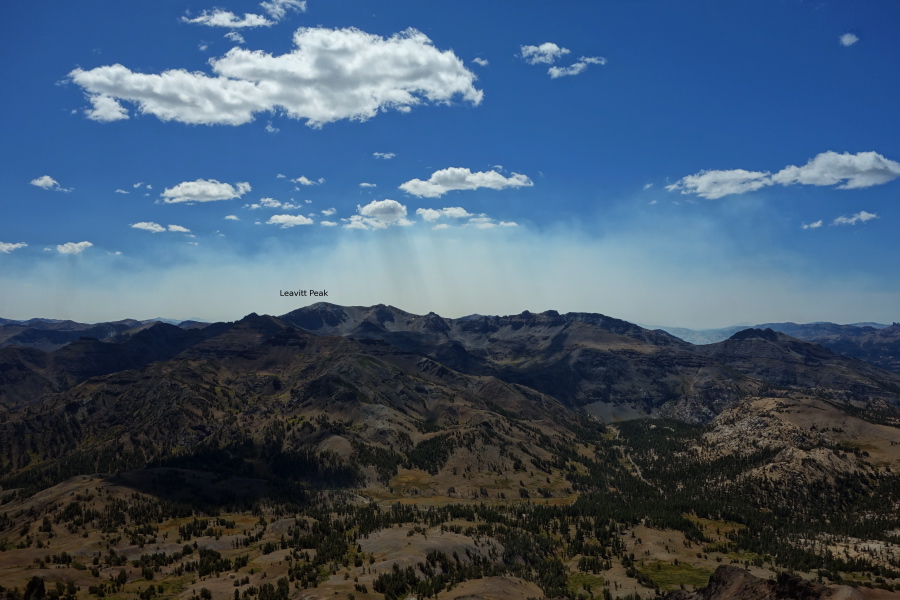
658, 321, 900, 374
0, 316, 209, 352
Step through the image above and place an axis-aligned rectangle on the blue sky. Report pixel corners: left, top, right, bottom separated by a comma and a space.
1, 0, 899, 327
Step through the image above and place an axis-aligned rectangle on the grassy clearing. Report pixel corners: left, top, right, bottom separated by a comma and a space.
567, 572, 606, 595
638, 561, 712, 591
684, 514, 745, 538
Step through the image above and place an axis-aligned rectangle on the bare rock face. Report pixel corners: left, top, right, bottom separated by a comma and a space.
665, 565, 835, 599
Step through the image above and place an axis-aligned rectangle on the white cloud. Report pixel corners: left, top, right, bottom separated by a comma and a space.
115, 189, 129, 194
473, 57, 488, 67
499, 221, 518, 227
182, 10, 273, 28
131, 221, 166, 233
167, 224, 191, 233
322, 208, 336, 216
840, 33, 859, 47
432, 223, 449, 230
771, 151, 900, 189
359, 182, 377, 188
548, 56, 607, 79
225, 31, 246, 44
520, 42, 570, 65
260, 0, 306, 20
85, 94, 130, 122
669, 151, 900, 200
0, 242, 27, 253
293, 175, 324, 185
267, 214, 314, 227
643, 183, 653, 190
665, 169, 773, 200
199, 44, 209, 52
161, 179, 251, 203
30, 175, 71, 192
146, 184, 152, 190
415, 206, 472, 221
801, 220, 823, 230
57, 241, 93, 255
343, 199, 410, 230
276, 173, 286, 178
265, 121, 279, 133
373, 152, 396, 160
70, 27, 482, 128
225, 215, 240, 220
359, 199, 406, 221
468, 216, 496, 229
320, 221, 338, 227
832, 211, 878, 226
416, 208, 441, 222
245, 197, 300, 210
133, 182, 144, 188
400, 167, 533, 198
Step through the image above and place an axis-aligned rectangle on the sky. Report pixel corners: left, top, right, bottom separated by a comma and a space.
1, 0, 899, 328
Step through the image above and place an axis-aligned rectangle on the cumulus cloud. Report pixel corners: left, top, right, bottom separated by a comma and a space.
321, 208, 336, 216
131, 222, 166, 233
359, 199, 406, 221
499, 221, 518, 227
520, 42, 570, 65
85, 94, 130, 122
840, 33, 859, 47
182, 10, 273, 28
665, 169, 773, 200
343, 199, 411, 229
57, 241, 93, 255
320, 221, 337, 227
30, 175, 71, 192
167, 224, 191, 233
667, 151, 900, 199
801, 220, 823, 230
70, 27, 482, 128
267, 214, 313, 227
265, 122, 279, 133
293, 175, 324, 185
431, 223, 449, 230
415, 206, 472, 221
771, 151, 900, 189
225, 215, 240, 220
373, 152, 396, 160
245, 197, 300, 210
359, 182, 376, 188
0, 242, 27, 253
400, 167, 533, 198
548, 56, 607, 78
225, 31, 246, 44
161, 179, 251, 203
472, 57, 488, 67
259, 0, 306, 20
832, 211, 878, 226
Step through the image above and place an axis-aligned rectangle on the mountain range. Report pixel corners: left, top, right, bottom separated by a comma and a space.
1, 303, 899, 599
